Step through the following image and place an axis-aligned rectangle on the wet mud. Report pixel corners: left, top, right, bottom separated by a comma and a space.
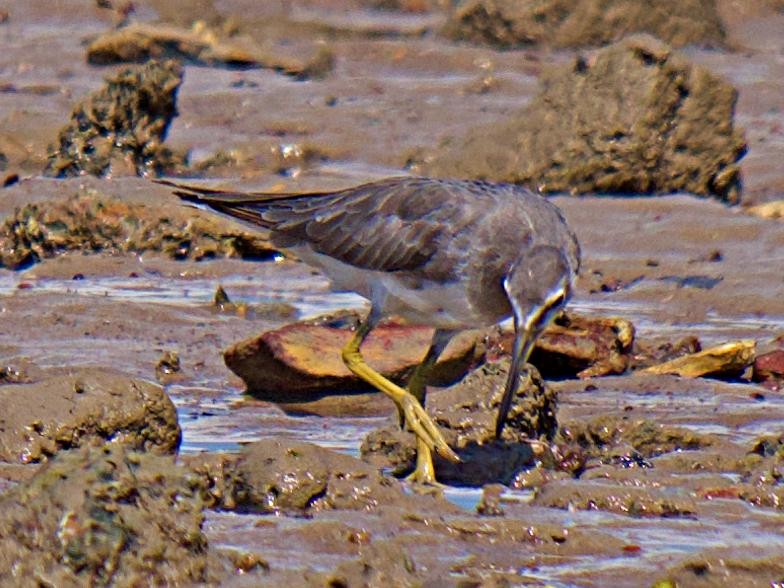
1, 0, 784, 586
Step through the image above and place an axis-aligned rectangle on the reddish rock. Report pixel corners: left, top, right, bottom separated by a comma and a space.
487, 312, 634, 378
752, 349, 784, 390
223, 322, 484, 403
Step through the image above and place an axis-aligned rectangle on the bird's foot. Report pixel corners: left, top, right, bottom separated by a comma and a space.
398, 394, 459, 464
404, 438, 447, 488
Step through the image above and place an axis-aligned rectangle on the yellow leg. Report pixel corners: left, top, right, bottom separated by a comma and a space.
403, 352, 440, 485
406, 437, 439, 485
404, 328, 459, 485
342, 322, 459, 466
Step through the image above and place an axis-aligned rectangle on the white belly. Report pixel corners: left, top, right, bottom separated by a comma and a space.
291, 246, 503, 329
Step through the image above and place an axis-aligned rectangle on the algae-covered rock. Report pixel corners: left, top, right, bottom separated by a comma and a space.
0, 445, 237, 586
44, 60, 184, 178
0, 192, 276, 270
423, 34, 747, 202
442, 0, 727, 49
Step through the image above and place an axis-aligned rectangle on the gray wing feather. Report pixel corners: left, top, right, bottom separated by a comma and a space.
161, 177, 477, 274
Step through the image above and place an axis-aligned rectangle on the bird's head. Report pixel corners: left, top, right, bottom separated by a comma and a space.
495, 244, 575, 437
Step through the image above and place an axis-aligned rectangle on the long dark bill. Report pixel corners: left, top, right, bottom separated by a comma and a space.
494, 318, 537, 438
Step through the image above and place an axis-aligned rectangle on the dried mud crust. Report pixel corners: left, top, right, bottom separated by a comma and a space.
0, 368, 181, 464
44, 60, 185, 179
0, 191, 276, 270
441, 0, 728, 49
0, 445, 247, 586
422, 34, 747, 202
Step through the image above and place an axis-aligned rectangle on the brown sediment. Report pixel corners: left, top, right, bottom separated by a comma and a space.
0, 445, 248, 585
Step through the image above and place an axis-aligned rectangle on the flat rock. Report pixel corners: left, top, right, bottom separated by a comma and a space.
223, 321, 484, 404
640, 339, 756, 378
0, 368, 180, 464
361, 360, 558, 486
422, 34, 747, 202
87, 22, 334, 80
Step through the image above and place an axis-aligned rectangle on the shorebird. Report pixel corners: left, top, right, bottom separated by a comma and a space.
161, 176, 580, 485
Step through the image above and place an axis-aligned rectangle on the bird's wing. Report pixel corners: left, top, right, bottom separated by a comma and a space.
160, 177, 474, 274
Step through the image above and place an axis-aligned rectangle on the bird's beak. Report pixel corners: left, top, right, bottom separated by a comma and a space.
495, 285, 567, 438
494, 318, 536, 438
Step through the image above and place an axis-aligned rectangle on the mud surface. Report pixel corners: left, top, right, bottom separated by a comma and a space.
1, 0, 784, 586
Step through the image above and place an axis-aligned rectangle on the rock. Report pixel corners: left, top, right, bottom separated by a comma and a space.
87, 22, 335, 80
488, 312, 635, 378
640, 339, 756, 378
747, 199, 784, 219
0, 445, 242, 585
223, 321, 484, 405
422, 34, 747, 202
184, 438, 458, 514
530, 478, 697, 516
361, 360, 558, 486
441, 0, 727, 49
0, 368, 180, 464
44, 60, 185, 178
0, 192, 276, 270
752, 349, 784, 390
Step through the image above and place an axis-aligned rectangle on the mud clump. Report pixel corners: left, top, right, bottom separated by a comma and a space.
557, 414, 718, 470
44, 60, 185, 179
362, 360, 558, 486
0, 192, 276, 270
185, 438, 454, 513
0, 368, 180, 464
531, 478, 697, 516
442, 0, 727, 49
423, 34, 747, 202
0, 445, 241, 586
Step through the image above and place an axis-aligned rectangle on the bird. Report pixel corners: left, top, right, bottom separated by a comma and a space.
159, 176, 580, 485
